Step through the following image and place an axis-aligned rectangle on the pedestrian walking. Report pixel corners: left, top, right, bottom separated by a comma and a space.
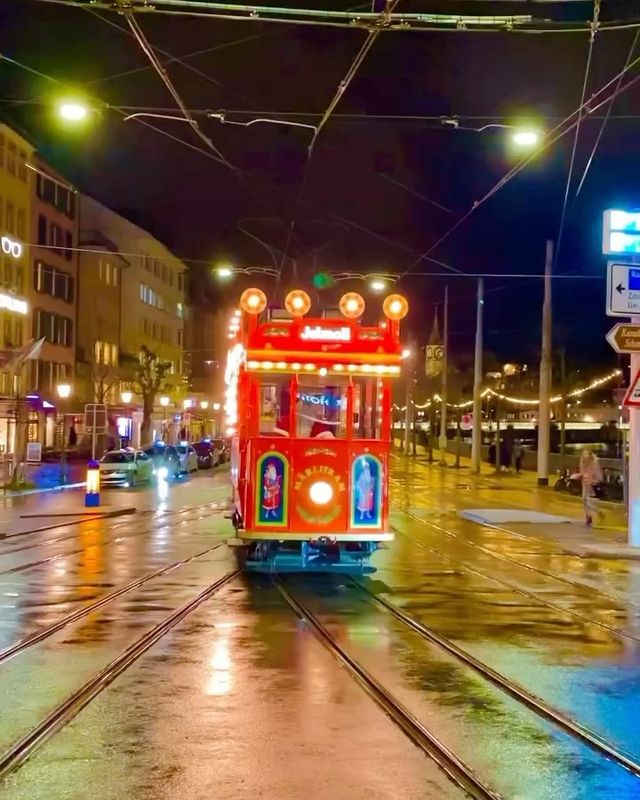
575, 449, 603, 527
513, 439, 524, 473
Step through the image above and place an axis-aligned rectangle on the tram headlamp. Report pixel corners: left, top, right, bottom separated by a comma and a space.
240, 288, 267, 315
339, 292, 365, 320
383, 293, 409, 321
309, 480, 333, 505
285, 289, 311, 317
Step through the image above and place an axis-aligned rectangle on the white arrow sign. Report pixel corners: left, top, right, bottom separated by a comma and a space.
606, 261, 640, 317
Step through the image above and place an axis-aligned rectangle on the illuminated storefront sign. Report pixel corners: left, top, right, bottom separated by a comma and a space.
300, 325, 351, 342
1, 235, 22, 259
0, 293, 28, 315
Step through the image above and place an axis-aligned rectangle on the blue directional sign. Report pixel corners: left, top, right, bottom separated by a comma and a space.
603, 209, 640, 255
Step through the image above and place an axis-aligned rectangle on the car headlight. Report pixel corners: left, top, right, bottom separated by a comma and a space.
309, 481, 333, 505
157, 466, 169, 480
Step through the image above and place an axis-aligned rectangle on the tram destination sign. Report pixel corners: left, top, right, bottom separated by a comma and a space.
606, 323, 640, 354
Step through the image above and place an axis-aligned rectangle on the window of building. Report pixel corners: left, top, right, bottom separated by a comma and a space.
3, 261, 11, 287
161, 263, 167, 282
178, 273, 185, 292
143, 318, 150, 335
34, 310, 73, 347
3, 317, 11, 347
152, 321, 158, 340
37, 215, 47, 246
154, 260, 160, 277
16, 209, 25, 240
17, 151, 27, 182
64, 231, 72, 261
176, 302, 184, 319
7, 143, 16, 176
112, 265, 118, 287
43, 177, 56, 206
0, 134, 4, 169
14, 319, 23, 348
50, 223, 63, 249
6, 202, 14, 234
34, 262, 74, 302
177, 329, 183, 347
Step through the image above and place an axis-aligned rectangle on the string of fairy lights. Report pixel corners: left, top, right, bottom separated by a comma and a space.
394, 368, 623, 412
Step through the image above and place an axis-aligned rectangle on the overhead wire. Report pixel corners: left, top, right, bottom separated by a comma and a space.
573, 28, 640, 199
121, 9, 235, 170
554, 0, 601, 266
398, 41, 640, 278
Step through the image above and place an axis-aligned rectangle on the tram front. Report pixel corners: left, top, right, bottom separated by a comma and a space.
226, 287, 409, 574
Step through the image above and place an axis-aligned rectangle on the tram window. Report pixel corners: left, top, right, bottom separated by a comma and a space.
259, 378, 291, 435
296, 376, 347, 439
352, 378, 382, 439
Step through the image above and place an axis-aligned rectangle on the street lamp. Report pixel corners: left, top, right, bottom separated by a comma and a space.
369, 278, 388, 293
512, 130, 540, 147
120, 390, 133, 404
216, 265, 234, 279
200, 401, 209, 410
56, 383, 72, 484
159, 396, 170, 408
159, 395, 170, 437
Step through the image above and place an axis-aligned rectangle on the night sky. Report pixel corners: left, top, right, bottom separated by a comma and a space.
3, 0, 640, 376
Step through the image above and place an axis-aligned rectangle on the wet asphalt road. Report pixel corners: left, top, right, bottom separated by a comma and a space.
1, 460, 640, 798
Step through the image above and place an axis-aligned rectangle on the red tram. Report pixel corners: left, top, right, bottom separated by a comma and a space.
225, 286, 409, 573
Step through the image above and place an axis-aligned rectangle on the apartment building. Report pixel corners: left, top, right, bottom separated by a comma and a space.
29, 158, 79, 394
79, 196, 187, 396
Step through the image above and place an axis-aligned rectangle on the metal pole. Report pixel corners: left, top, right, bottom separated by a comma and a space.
559, 348, 566, 460
60, 413, 67, 484
455, 417, 461, 468
471, 278, 484, 474
91, 405, 97, 461
439, 286, 449, 465
630, 316, 640, 545
537, 240, 553, 486
403, 351, 412, 454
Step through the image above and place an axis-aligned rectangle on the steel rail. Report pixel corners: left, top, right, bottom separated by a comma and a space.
0, 569, 240, 779
0, 506, 226, 577
353, 579, 640, 778
0, 502, 227, 557
401, 506, 640, 613
276, 581, 501, 800
0, 542, 225, 666
391, 513, 640, 646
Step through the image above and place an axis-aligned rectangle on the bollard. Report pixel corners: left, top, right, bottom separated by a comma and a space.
85, 460, 100, 508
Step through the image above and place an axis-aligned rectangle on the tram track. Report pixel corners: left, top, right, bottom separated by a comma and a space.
276, 580, 502, 800
351, 578, 640, 778
392, 509, 640, 647
0, 542, 225, 666
0, 499, 229, 555
0, 568, 240, 780
0, 505, 228, 578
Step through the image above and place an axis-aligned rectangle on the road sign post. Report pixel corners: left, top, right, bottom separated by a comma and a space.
629, 331, 640, 547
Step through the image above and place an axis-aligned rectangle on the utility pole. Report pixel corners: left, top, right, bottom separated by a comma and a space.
439, 286, 449, 465
559, 348, 566, 459
403, 351, 412, 454
537, 240, 553, 485
471, 278, 484, 474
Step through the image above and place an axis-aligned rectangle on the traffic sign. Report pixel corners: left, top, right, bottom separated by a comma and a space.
606, 323, 640, 353
84, 403, 107, 433
460, 413, 473, 431
624, 370, 640, 407
606, 262, 640, 316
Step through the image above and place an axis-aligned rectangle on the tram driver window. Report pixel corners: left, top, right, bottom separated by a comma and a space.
352, 377, 382, 439
296, 376, 347, 439
259, 378, 291, 435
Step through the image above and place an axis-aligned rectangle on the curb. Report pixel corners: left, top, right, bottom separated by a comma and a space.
0, 482, 85, 498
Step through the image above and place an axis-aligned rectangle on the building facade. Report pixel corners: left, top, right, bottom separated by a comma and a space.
0, 124, 35, 457
29, 158, 79, 396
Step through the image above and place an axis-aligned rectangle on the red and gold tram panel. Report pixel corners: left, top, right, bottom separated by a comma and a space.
225, 287, 408, 573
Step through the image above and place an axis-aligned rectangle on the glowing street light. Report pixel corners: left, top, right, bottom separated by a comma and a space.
216, 265, 234, 279
57, 101, 89, 122
56, 383, 72, 399
512, 129, 540, 147
369, 278, 387, 293
200, 400, 209, 410
159, 396, 170, 408
120, 390, 133, 404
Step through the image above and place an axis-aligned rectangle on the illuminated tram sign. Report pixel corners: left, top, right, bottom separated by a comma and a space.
300, 325, 351, 342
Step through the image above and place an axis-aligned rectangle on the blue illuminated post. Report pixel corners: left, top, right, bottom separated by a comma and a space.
603, 208, 640, 546
85, 460, 100, 508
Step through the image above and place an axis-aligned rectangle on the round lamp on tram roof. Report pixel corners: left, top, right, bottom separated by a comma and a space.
382, 293, 409, 321
240, 288, 267, 315
285, 289, 311, 317
339, 292, 365, 319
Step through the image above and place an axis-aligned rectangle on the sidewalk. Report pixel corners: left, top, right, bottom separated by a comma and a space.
392, 447, 640, 560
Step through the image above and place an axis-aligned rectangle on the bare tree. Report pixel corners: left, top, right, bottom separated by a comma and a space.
91, 342, 122, 405
134, 346, 171, 443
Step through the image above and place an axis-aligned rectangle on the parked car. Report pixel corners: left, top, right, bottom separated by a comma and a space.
142, 442, 181, 480
193, 441, 220, 470
212, 438, 228, 464
176, 443, 198, 474
99, 450, 154, 487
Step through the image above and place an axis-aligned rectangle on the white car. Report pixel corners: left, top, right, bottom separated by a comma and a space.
176, 443, 198, 474
99, 450, 155, 487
